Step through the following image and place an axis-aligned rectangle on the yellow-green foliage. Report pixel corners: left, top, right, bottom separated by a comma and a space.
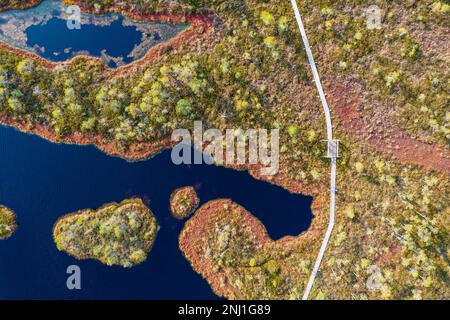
170, 186, 200, 219
53, 199, 158, 268
0, 205, 16, 240
1, 0, 448, 300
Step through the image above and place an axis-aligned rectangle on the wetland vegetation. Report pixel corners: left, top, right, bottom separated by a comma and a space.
0, 205, 17, 240
53, 198, 158, 268
0, 0, 448, 299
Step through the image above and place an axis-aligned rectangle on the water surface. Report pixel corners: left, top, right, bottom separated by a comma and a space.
0, 0, 186, 67
0, 126, 314, 299
0, 0, 314, 301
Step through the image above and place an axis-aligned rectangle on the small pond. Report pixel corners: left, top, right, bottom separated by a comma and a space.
0, 0, 187, 67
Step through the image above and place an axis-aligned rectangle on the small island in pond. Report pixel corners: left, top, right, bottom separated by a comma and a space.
170, 186, 200, 220
53, 198, 158, 268
0, 205, 17, 240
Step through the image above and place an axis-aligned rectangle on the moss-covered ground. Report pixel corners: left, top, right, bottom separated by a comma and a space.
1, 0, 448, 299
53, 198, 158, 268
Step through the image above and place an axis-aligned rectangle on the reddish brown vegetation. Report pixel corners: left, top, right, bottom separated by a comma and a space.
327, 81, 450, 174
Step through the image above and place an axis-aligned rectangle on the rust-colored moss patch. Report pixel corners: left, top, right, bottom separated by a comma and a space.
179, 199, 312, 300
170, 186, 200, 220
